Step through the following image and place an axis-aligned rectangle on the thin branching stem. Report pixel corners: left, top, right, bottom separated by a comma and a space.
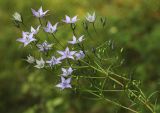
70, 23, 76, 36
128, 89, 154, 113
80, 59, 124, 87
92, 23, 97, 33
80, 59, 155, 112
51, 33, 64, 49
85, 90, 139, 113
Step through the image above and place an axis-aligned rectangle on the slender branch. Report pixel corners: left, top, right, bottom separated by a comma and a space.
79, 59, 154, 112
38, 18, 42, 25
80, 59, 124, 87
71, 23, 76, 36
92, 23, 97, 33
128, 90, 154, 113
51, 33, 64, 49
85, 90, 139, 113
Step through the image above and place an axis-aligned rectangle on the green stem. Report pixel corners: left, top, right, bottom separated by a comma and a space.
128, 90, 154, 113
86, 90, 139, 113
51, 33, 64, 49
38, 18, 42, 25
92, 23, 97, 33
80, 59, 124, 87
71, 23, 76, 36
79, 59, 154, 112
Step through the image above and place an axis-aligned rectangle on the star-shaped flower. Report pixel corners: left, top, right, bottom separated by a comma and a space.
56, 77, 72, 90
31, 25, 41, 35
61, 67, 73, 77
46, 56, 61, 67
57, 47, 76, 60
68, 35, 84, 45
12, 12, 22, 22
75, 50, 85, 60
44, 21, 58, 34
17, 32, 36, 47
86, 12, 96, 23
62, 15, 79, 24
37, 41, 53, 52
26, 55, 35, 63
31, 6, 49, 18
34, 58, 45, 69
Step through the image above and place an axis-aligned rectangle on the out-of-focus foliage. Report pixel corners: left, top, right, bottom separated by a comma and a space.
0, 0, 160, 113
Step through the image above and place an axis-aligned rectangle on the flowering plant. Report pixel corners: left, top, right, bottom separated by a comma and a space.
14, 6, 157, 113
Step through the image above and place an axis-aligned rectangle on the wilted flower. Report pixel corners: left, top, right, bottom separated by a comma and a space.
17, 32, 36, 47
46, 56, 61, 67
12, 12, 22, 22
37, 41, 53, 52
62, 15, 79, 24
44, 21, 58, 34
57, 47, 76, 60
26, 55, 35, 63
34, 57, 45, 69
56, 77, 72, 90
86, 12, 96, 23
68, 35, 84, 45
75, 50, 85, 60
31, 25, 41, 35
31, 6, 49, 18
61, 67, 73, 77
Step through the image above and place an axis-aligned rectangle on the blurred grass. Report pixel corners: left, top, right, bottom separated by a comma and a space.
0, 0, 160, 113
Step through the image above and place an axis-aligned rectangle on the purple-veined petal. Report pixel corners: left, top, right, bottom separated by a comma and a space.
52, 22, 58, 31
66, 15, 71, 22
66, 78, 71, 84
31, 8, 39, 17
38, 6, 43, 14
57, 51, 65, 56
61, 77, 65, 83
72, 16, 77, 22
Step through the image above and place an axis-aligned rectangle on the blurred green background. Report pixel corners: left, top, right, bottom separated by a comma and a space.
0, 0, 160, 113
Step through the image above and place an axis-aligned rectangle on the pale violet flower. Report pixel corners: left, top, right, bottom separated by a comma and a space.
17, 32, 36, 47
56, 77, 72, 90
44, 21, 58, 34
12, 12, 22, 22
31, 6, 49, 18
34, 58, 45, 69
37, 41, 53, 52
62, 15, 79, 24
68, 35, 84, 45
26, 55, 35, 63
61, 67, 73, 77
86, 12, 96, 23
46, 56, 61, 67
75, 50, 85, 60
31, 25, 41, 35
57, 47, 76, 60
